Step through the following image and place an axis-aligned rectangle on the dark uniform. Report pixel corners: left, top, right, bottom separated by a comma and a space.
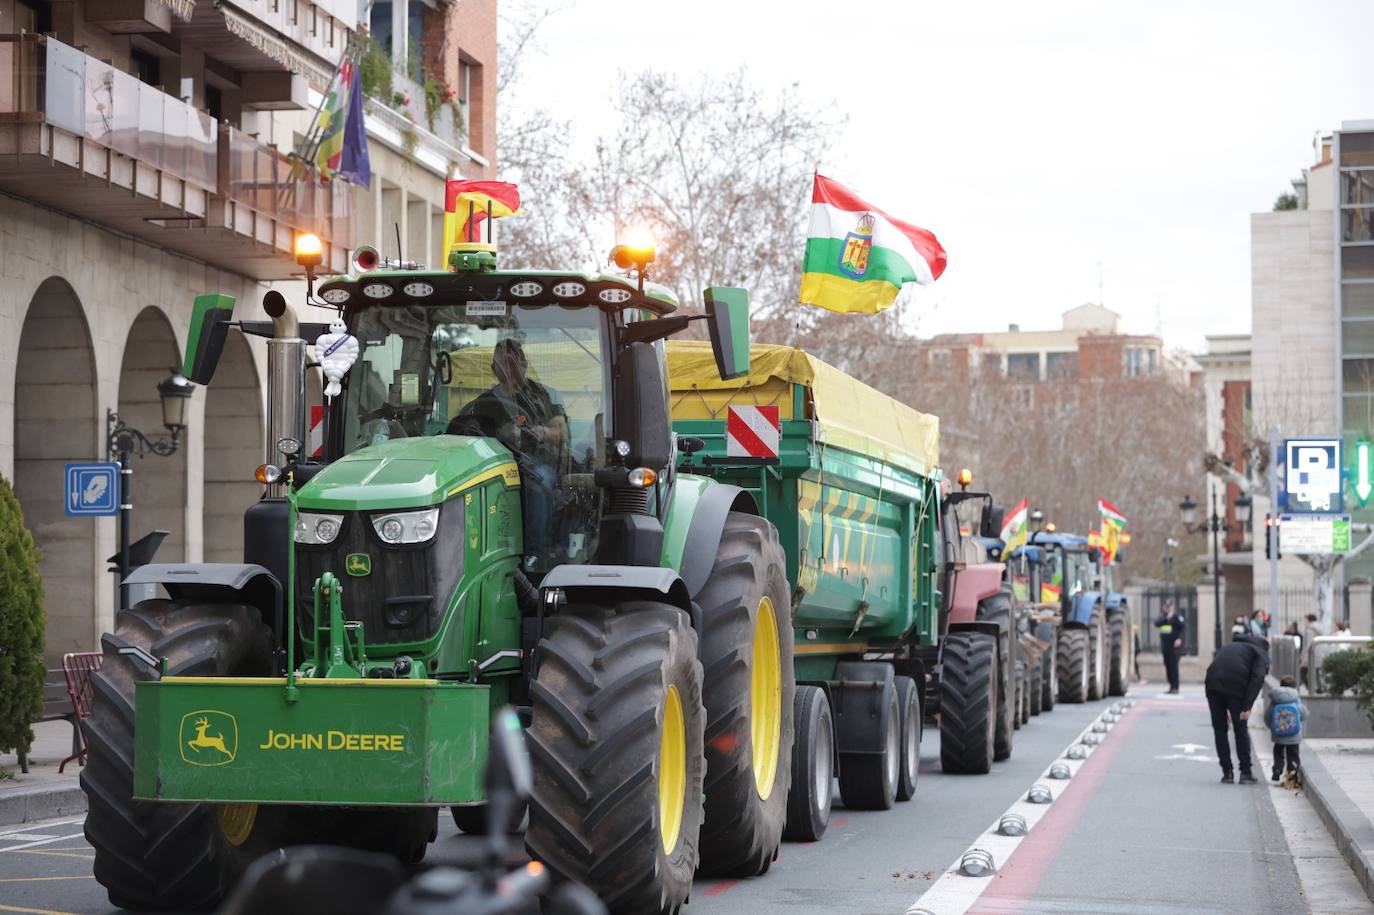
1203, 634, 1270, 782
1154, 608, 1186, 693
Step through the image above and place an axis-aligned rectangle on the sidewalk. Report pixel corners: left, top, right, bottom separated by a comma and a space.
0, 719, 87, 826
1304, 737, 1374, 905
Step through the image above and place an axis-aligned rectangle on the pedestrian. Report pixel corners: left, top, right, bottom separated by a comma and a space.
1301, 613, 1320, 686
1203, 629, 1270, 784
1265, 675, 1307, 782
1154, 600, 1185, 694
1249, 610, 1268, 638
1335, 620, 1351, 635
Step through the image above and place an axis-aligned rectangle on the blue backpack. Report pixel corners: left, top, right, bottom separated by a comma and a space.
1272, 700, 1302, 740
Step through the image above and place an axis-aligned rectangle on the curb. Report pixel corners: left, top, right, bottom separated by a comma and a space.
0, 782, 87, 828
1303, 749, 1374, 904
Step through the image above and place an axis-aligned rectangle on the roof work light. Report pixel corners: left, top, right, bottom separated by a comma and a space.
957, 467, 973, 490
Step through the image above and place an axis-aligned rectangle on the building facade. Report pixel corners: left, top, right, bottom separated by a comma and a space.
923, 303, 1187, 384
0, 0, 496, 662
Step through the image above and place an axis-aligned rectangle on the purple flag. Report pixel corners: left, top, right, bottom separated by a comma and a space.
337, 62, 371, 189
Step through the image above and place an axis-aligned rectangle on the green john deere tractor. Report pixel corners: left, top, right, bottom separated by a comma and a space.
79, 238, 790, 914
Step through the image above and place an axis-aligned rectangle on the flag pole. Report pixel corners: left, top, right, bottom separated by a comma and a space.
486, 199, 492, 243
467, 201, 475, 242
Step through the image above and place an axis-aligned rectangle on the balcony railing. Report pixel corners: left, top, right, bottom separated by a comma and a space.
0, 33, 351, 276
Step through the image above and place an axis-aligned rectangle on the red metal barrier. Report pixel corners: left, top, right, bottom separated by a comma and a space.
59, 651, 103, 773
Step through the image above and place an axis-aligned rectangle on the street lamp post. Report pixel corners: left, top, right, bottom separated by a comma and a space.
106, 370, 193, 607
1180, 487, 1252, 653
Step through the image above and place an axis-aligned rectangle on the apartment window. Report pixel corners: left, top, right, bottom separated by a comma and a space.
327, 16, 334, 47
310, 4, 317, 36
1006, 353, 1039, 382
1045, 351, 1078, 380
407, 2, 424, 79
1124, 347, 1156, 377
458, 58, 472, 133
370, 0, 392, 55
206, 84, 222, 121
290, 0, 298, 25
130, 47, 160, 87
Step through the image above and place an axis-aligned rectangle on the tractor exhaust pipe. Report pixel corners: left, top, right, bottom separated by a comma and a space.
262, 291, 307, 497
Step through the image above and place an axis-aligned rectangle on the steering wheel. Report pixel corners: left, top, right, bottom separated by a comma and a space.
447, 410, 500, 438
363, 402, 430, 434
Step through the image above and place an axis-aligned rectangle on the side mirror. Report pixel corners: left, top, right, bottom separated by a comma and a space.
703, 286, 751, 380
614, 342, 671, 469
182, 294, 235, 385
980, 502, 1005, 540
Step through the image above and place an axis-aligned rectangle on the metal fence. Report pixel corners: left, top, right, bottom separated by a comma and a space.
1136, 586, 1199, 656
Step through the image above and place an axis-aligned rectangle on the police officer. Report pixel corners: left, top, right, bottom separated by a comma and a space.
1154, 600, 1185, 694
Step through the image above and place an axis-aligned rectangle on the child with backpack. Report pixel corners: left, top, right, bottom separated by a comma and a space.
1265, 675, 1307, 781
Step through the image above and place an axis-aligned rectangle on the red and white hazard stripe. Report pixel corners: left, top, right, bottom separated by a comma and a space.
309, 405, 325, 457
726, 405, 780, 459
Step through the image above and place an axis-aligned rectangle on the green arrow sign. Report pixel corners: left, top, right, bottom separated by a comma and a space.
1355, 437, 1373, 506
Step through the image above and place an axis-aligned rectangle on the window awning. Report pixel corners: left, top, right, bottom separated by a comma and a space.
156, 0, 196, 21
219, 5, 335, 92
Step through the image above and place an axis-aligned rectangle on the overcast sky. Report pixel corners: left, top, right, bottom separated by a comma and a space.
511, 0, 1374, 351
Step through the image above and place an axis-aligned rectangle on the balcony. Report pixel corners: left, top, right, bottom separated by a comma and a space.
0, 34, 350, 279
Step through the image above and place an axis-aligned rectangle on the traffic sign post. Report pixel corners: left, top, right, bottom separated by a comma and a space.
64, 463, 120, 516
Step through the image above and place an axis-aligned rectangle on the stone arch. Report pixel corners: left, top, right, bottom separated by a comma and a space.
203, 332, 263, 564
13, 277, 99, 662
117, 308, 187, 566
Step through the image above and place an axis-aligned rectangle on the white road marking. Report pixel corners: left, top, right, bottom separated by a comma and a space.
0, 833, 86, 854
905, 708, 1131, 915
1171, 742, 1207, 754
1154, 753, 1217, 763
0, 817, 84, 840
0, 834, 58, 842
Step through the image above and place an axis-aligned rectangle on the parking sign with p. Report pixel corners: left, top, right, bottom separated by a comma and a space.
1282, 438, 1343, 513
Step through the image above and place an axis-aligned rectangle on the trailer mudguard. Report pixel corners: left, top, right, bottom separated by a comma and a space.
541, 563, 692, 614
660, 475, 758, 598
124, 562, 283, 640
946, 563, 1004, 625
830, 661, 896, 755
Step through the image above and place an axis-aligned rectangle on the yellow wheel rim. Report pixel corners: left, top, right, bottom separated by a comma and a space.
216, 803, 258, 847
658, 684, 686, 854
751, 596, 782, 800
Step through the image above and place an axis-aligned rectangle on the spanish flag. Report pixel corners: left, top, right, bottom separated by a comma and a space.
443, 180, 523, 254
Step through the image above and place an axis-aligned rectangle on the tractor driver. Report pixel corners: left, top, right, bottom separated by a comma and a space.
448, 339, 567, 558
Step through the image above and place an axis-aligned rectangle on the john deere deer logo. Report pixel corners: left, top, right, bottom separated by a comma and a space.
346, 553, 371, 576
179, 710, 238, 766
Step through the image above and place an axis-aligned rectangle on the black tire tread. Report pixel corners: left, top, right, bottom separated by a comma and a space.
1057, 628, 1089, 704
81, 600, 274, 911
939, 631, 997, 774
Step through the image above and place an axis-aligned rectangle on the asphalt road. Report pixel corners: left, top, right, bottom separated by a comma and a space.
0, 688, 1360, 915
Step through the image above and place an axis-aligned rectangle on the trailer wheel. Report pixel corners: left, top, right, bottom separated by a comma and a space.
939, 631, 997, 774
1057, 628, 1090, 703
1036, 623, 1057, 713
895, 676, 921, 802
1012, 660, 1025, 729
1087, 606, 1107, 701
1107, 613, 1128, 697
783, 685, 833, 841
82, 600, 280, 912
694, 512, 796, 877
526, 602, 704, 915
1029, 654, 1043, 716
837, 679, 900, 810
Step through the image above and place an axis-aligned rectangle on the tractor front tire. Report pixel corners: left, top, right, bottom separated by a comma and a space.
1107, 613, 1128, 697
1087, 608, 1107, 701
82, 600, 279, 912
694, 512, 796, 877
1057, 628, 1090, 703
1037, 623, 1057, 713
526, 603, 705, 915
939, 631, 998, 775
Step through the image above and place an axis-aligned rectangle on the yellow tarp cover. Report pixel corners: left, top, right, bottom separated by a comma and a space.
666, 341, 939, 476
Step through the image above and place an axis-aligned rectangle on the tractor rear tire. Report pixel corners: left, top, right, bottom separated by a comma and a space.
939, 631, 998, 775
895, 676, 921, 802
81, 600, 279, 912
1087, 607, 1107, 701
1107, 614, 1128, 697
836, 678, 899, 810
694, 512, 795, 877
1057, 628, 1090, 703
526, 603, 705, 915
783, 685, 833, 841
1029, 654, 1043, 717
1037, 624, 1057, 713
